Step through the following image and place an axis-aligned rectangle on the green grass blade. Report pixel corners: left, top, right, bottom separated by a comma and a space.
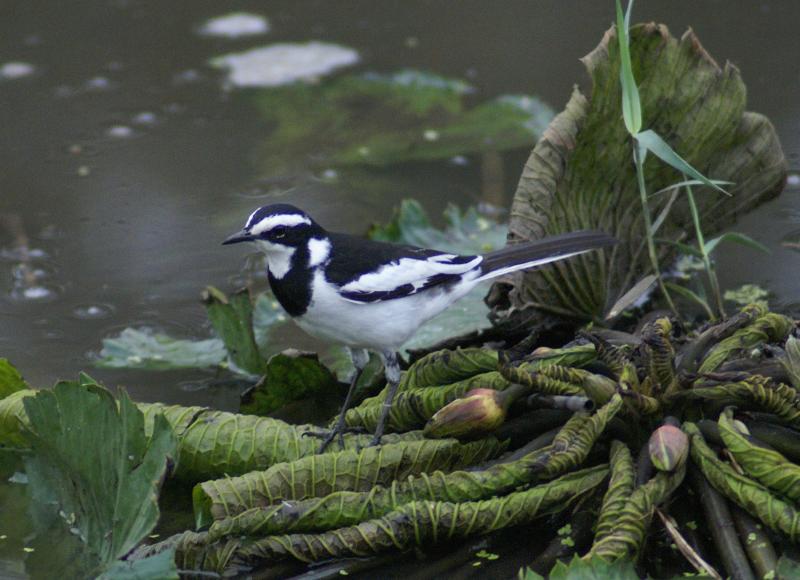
665, 282, 714, 319
656, 239, 703, 258
635, 130, 730, 195
705, 232, 770, 255
616, 0, 641, 135
650, 187, 680, 237
649, 179, 734, 197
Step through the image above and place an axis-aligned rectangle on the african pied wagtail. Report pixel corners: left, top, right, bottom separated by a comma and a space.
223, 203, 616, 450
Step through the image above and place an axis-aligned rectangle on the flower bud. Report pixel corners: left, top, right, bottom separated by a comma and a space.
424, 389, 506, 439
581, 373, 617, 405
649, 424, 689, 472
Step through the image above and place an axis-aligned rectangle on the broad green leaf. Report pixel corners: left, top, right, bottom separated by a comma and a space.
240, 350, 339, 415
490, 24, 785, 326
252, 292, 288, 349
517, 568, 545, 580
252, 70, 554, 173
22, 382, 177, 576
635, 130, 729, 195
98, 549, 178, 580
615, 0, 641, 135
776, 555, 800, 579
369, 200, 507, 348
369, 199, 508, 256
704, 232, 769, 255
203, 286, 268, 376
605, 274, 657, 319
549, 554, 639, 579
0, 358, 26, 399
96, 327, 227, 370
781, 335, 800, 390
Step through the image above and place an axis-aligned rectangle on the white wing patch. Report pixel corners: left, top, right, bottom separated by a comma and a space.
340, 254, 482, 295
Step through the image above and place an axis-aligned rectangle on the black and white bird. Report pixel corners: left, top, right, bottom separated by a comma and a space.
223, 204, 616, 449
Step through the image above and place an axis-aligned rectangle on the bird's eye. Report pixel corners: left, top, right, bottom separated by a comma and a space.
272, 226, 287, 239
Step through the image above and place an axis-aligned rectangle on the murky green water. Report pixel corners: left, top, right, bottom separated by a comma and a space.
1, 1, 799, 577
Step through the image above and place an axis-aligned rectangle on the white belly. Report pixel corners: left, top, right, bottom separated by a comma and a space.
295, 271, 479, 351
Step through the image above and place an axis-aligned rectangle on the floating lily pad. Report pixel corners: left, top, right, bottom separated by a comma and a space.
252, 70, 553, 171
22, 382, 177, 577
489, 23, 786, 327
96, 292, 285, 373
96, 328, 227, 370
211, 42, 359, 88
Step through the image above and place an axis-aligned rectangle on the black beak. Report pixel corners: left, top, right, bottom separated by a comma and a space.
222, 229, 254, 245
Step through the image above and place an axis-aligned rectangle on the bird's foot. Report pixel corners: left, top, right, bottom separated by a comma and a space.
303, 425, 367, 453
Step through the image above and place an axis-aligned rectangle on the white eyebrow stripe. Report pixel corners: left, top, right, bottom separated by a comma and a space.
249, 214, 311, 235
245, 208, 262, 229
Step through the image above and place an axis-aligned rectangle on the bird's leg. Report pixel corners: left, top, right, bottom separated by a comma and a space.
316, 347, 369, 453
370, 350, 401, 447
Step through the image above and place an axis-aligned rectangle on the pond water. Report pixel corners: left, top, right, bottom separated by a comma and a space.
1, 0, 799, 577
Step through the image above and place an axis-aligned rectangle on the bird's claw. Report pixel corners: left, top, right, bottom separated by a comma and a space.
303, 425, 368, 453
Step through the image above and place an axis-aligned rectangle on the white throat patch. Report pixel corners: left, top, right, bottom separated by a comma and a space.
256, 240, 295, 279
249, 213, 311, 236
307, 237, 331, 267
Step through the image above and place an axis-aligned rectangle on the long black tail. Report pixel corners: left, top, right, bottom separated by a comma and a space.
476, 230, 617, 281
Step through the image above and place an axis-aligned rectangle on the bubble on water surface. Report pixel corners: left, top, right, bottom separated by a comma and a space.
132, 111, 157, 125
787, 173, 800, 188
0, 62, 35, 80
211, 42, 359, 88
198, 13, 270, 38
107, 125, 134, 138
73, 303, 115, 320
10, 284, 60, 302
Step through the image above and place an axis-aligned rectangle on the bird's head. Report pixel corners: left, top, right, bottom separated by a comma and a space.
223, 204, 324, 250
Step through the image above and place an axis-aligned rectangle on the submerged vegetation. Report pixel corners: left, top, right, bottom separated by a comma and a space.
3, 2, 799, 579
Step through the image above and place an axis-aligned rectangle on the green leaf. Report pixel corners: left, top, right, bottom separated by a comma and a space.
203, 286, 268, 376
777, 555, 800, 579
723, 283, 769, 309
549, 554, 639, 579
22, 382, 177, 576
98, 549, 178, 580
649, 179, 734, 197
252, 292, 288, 349
704, 232, 769, 255
664, 282, 714, 319
240, 350, 339, 415
96, 327, 227, 370
517, 568, 545, 580
0, 358, 26, 399
251, 70, 554, 172
656, 239, 703, 258
369, 199, 508, 255
635, 130, 729, 195
615, 0, 641, 135
781, 336, 800, 390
